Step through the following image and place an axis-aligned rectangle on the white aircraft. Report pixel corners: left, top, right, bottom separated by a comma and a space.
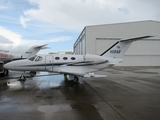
0, 44, 47, 75
4, 36, 152, 83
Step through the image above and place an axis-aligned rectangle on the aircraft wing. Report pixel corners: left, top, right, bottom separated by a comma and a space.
55, 66, 107, 78
60, 71, 107, 78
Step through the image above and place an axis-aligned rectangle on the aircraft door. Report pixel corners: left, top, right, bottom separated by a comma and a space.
45, 55, 53, 71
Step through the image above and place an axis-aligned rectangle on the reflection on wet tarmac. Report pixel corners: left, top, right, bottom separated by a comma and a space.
0, 67, 160, 120
0, 82, 8, 91
0, 71, 103, 120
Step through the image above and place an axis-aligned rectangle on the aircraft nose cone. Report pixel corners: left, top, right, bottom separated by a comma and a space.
4, 62, 14, 70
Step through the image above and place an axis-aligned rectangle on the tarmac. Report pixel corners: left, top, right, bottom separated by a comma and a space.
0, 67, 160, 120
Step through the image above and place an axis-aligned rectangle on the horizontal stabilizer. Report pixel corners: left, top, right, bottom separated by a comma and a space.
120, 35, 153, 42
34, 44, 48, 49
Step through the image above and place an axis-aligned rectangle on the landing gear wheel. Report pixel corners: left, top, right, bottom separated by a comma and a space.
2, 69, 8, 76
19, 75, 26, 81
73, 76, 79, 83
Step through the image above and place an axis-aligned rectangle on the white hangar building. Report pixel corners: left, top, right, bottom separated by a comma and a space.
73, 20, 160, 66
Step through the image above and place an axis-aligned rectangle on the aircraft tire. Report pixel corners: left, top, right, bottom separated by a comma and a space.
19, 75, 26, 81
2, 69, 8, 76
73, 76, 79, 83
5, 69, 9, 75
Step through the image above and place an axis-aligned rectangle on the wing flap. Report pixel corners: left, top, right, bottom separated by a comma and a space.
60, 71, 107, 78
84, 73, 107, 78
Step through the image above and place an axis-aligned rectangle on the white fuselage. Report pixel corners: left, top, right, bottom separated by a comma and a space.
4, 54, 122, 74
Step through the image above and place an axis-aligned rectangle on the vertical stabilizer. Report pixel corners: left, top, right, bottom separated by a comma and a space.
100, 36, 152, 58
22, 44, 48, 58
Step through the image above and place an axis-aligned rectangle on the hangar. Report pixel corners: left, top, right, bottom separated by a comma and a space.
74, 20, 160, 66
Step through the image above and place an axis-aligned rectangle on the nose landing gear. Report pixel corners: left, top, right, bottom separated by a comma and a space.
18, 72, 26, 81
19, 75, 26, 81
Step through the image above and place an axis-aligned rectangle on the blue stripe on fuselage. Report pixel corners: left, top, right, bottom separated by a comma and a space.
18, 61, 108, 67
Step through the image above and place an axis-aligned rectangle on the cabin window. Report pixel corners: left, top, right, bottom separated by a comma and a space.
28, 55, 37, 61
55, 57, 60, 60
35, 56, 43, 61
63, 57, 68, 60
71, 57, 76, 60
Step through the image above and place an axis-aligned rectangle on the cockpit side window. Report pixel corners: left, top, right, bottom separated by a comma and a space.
28, 55, 37, 61
35, 56, 43, 61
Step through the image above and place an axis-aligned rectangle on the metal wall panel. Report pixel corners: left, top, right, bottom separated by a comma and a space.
74, 21, 160, 66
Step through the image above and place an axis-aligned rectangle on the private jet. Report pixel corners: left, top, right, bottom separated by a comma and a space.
4, 36, 152, 83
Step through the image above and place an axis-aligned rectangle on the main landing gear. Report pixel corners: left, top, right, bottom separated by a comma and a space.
72, 76, 79, 83
64, 74, 79, 84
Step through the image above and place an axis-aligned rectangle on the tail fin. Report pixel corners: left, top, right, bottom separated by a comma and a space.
100, 36, 152, 58
22, 44, 48, 58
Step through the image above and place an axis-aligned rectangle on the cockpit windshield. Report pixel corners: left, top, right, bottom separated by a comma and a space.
35, 56, 43, 61
28, 55, 37, 61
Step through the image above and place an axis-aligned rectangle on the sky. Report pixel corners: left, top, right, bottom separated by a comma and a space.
0, 0, 160, 55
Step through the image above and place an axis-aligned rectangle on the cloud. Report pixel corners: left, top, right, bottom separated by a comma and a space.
0, 26, 71, 54
0, 35, 13, 44
19, 0, 160, 31
0, 26, 22, 46
20, 16, 31, 28
0, 26, 30, 54
20, 0, 125, 30
20, 36, 71, 45
118, 7, 129, 14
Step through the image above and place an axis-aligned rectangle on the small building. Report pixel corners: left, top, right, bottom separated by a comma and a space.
73, 20, 160, 66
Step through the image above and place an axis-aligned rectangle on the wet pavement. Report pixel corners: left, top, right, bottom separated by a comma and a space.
0, 67, 160, 120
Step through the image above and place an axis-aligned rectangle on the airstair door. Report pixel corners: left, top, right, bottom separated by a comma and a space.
45, 55, 53, 71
